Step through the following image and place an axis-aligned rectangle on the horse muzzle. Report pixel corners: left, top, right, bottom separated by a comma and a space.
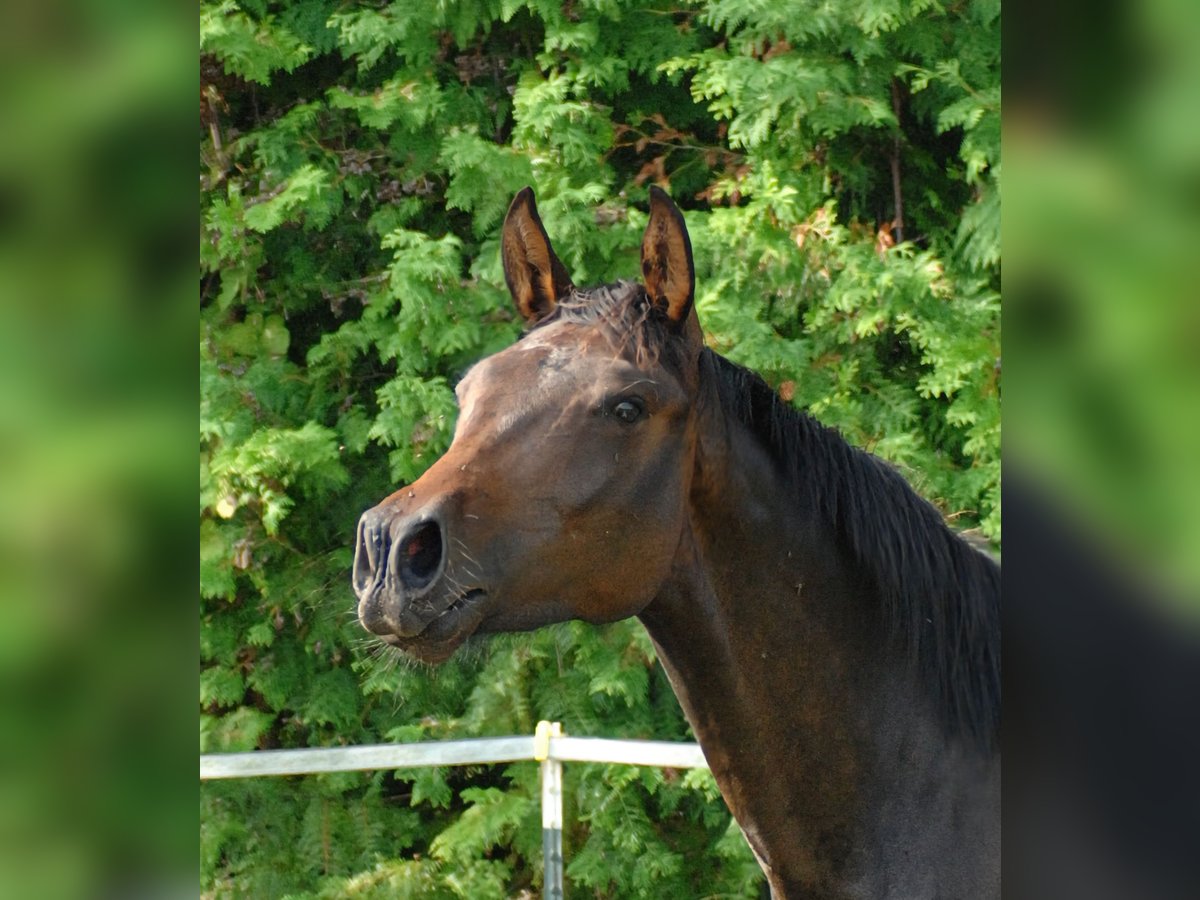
353, 505, 472, 640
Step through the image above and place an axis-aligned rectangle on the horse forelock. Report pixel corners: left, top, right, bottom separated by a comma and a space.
706, 351, 1001, 751
525, 279, 685, 373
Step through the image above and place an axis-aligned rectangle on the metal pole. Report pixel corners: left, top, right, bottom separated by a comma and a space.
536, 721, 564, 900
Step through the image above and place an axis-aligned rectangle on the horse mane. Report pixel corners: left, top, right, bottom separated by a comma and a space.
708, 352, 1001, 751
535, 282, 1001, 750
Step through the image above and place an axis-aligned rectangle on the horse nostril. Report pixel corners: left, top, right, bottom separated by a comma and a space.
398, 520, 443, 590
353, 515, 390, 598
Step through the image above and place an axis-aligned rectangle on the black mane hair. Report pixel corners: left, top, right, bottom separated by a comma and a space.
534, 281, 1000, 750
708, 351, 1001, 750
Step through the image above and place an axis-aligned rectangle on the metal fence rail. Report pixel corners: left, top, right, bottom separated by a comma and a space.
199, 736, 538, 779
200, 721, 709, 899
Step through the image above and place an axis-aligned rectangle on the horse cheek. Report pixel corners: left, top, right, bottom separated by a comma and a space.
601, 459, 690, 616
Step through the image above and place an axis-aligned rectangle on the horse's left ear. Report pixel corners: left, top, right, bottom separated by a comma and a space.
640, 186, 695, 325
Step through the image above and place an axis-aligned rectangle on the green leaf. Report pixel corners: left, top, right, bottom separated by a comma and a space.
243, 165, 330, 233
201, 1, 313, 85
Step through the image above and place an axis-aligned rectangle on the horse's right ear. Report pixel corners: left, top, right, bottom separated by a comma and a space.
501, 187, 574, 323
640, 186, 695, 325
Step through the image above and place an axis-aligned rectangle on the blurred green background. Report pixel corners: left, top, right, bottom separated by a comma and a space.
0, 2, 195, 897
1005, 0, 1200, 614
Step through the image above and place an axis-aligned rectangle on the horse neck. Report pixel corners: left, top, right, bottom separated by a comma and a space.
639, 377, 998, 898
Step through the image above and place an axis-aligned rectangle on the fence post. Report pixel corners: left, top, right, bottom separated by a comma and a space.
535, 720, 564, 900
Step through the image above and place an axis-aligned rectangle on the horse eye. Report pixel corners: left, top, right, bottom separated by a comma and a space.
611, 399, 644, 424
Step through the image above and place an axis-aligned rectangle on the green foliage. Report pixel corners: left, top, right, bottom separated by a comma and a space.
200, 0, 999, 895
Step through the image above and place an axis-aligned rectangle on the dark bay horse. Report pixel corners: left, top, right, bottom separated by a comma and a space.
353, 187, 1000, 898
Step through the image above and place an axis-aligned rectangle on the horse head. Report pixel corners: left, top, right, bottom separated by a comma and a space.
352, 187, 703, 663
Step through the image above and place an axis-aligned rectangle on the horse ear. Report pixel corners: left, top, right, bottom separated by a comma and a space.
501, 187, 574, 323
640, 186, 695, 324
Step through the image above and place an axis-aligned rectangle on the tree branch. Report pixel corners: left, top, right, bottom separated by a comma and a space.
890, 78, 905, 243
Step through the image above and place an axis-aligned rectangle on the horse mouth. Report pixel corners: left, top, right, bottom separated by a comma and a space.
377, 589, 489, 664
